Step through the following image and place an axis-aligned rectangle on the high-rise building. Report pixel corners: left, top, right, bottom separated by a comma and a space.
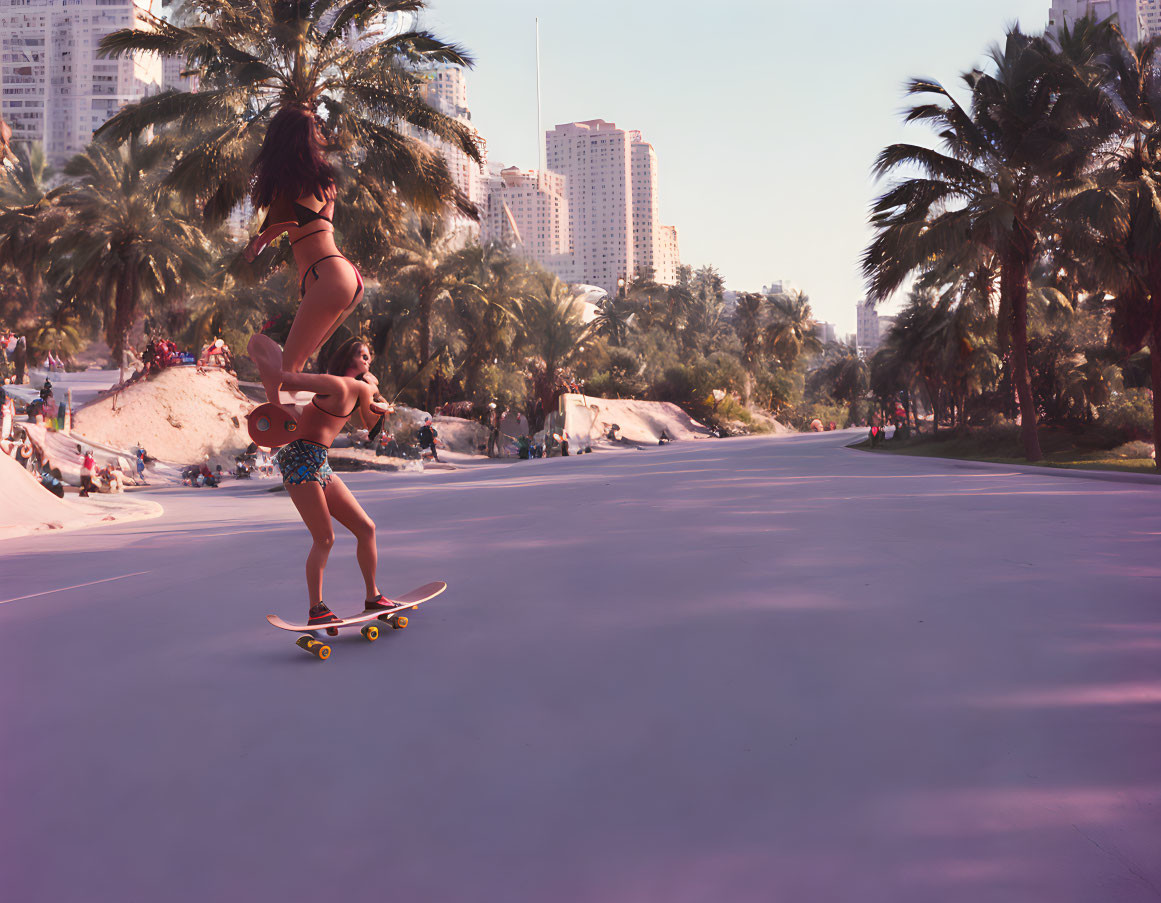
1140, 0, 1161, 37
657, 224, 681, 285
546, 119, 680, 294
480, 165, 572, 278
546, 120, 635, 295
626, 132, 681, 286
1048, 0, 1148, 43
409, 65, 487, 223
814, 321, 837, 345
0, 0, 164, 165
856, 299, 884, 356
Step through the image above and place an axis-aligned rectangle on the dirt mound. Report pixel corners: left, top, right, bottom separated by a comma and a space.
560, 394, 713, 446
72, 367, 252, 464
0, 450, 162, 539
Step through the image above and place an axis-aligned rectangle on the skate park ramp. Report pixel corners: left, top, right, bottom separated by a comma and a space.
0, 450, 161, 540
558, 393, 713, 446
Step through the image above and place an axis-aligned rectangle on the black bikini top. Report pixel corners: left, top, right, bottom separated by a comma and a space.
311, 396, 357, 419
292, 197, 334, 227
249, 189, 335, 256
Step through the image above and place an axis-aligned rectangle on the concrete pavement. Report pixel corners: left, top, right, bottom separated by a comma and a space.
2, 432, 1158, 902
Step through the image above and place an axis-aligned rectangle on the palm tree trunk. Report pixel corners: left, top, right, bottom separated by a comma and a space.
1151, 323, 1161, 473
419, 299, 432, 370
1002, 246, 1043, 461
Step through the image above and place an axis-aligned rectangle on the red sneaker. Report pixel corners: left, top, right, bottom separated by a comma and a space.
362, 594, 398, 613
307, 602, 341, 636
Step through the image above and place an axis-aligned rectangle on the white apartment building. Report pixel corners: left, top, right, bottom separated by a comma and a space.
546, 120, 635, 296
1048, 0, 1148, 43
1140, 0, 1161, 37
627, 132, 681, 286
408, 65, 487, 222
814, 321, 837, 345
161, 54, 195, 93
658, 224, 681, 284
0, 0, 163, 165
480, 166, 572, 277
856, 299, 883, 356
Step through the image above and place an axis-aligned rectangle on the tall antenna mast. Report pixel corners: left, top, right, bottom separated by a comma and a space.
536, 17, 544, 182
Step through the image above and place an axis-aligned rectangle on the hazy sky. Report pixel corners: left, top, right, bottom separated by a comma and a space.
422, 0, 1050, 333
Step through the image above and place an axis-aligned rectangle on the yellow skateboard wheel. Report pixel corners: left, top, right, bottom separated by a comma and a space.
393, 615, 408, 630
297, 636, 331, 660
361, 624, 379, 642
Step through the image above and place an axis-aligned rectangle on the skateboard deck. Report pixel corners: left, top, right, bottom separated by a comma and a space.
267, 581, 447, 659
247, 402, 299, 448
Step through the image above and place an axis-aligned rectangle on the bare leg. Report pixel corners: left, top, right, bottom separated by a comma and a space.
323, 475, 381, 603
248, 333, 291, 411
283, 260, 362, 373
286, 481, 335, 611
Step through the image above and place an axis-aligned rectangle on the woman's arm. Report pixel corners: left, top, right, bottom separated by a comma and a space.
279, 370, 352, 399
243, 196, 297, 262
356, 382, 393, 430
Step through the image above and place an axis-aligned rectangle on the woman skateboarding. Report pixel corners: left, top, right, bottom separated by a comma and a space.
244, 106, 363, 407
251, 333, 397, 630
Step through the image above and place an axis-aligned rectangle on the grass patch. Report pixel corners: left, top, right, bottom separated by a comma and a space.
852, 426, 1160, 476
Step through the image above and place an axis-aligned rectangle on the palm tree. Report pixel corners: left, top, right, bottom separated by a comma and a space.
385, 213, 472, 370
683, 265, 726, 353
765, 290, 821, 369
1054, 21, 1161, 466
0, 143, 68, 321
51, 139, 207, 380
732, 292, 766, 371
592, 295, 636, 346
446, 241, 524, 397
622, 272, 670, 333
95, 0, 482, 226
863, 25, 1114, 461
515, 274, 595, 423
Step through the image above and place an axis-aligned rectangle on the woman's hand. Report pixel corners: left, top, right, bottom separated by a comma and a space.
370, 401, 394, 416
242, 235, 265, 263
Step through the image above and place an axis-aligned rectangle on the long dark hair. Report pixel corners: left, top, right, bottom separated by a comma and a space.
250, 106, 336, 209
325, 337, 368, 376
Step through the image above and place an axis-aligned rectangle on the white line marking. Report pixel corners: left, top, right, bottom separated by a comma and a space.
0, 571, 152, 606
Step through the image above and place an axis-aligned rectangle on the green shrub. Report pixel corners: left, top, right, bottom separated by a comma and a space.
1096, 389, 1153, 444
790, 402, 848, 431
586, 347, 646, 398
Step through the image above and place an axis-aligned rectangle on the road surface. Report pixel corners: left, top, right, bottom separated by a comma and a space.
2, 432, 1159, 902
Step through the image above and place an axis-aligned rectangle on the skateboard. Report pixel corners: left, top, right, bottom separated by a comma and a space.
247, 402, 298, 448
267, 581, 447, 660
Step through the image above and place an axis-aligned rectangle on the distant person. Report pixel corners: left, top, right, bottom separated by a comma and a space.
100, 464, 126, 493
79, 450, 96, 497
136, 446, 147, 484
12, 336, 26, 384
0, 387, 13, 442
486, 402, 500, 458
658, 429, 670, 446
560, 433, 570, 456
418, 416, 439, 461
